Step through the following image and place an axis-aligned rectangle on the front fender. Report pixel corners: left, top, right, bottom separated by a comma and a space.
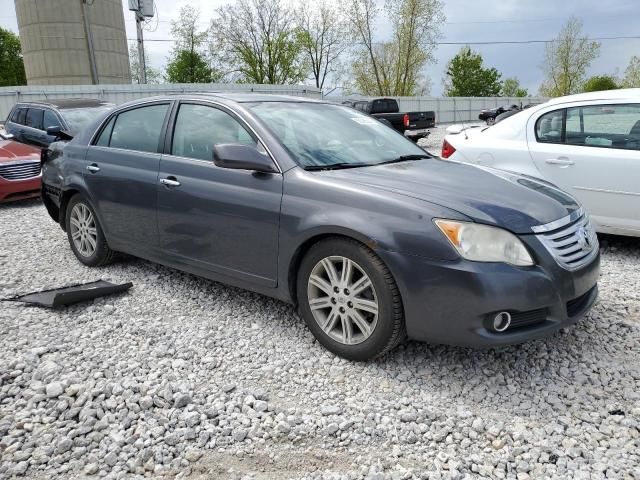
277, 168, 469, 300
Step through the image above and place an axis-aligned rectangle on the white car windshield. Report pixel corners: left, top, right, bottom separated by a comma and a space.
247, 102, 429, 169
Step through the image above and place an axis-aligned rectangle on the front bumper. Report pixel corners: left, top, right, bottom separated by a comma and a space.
0, 175, 41, 203
378, 243, 600, 347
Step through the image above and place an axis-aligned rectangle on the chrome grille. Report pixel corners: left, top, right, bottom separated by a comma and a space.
0, 161, 41, 180
533, 208, 599, 270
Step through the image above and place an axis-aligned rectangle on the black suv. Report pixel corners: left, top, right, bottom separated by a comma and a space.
5, 99, 114, 148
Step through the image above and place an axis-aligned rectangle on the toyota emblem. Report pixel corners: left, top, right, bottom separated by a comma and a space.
577, 227, 592, 251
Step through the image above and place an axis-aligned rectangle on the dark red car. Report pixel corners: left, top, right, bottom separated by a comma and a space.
0, 131, 41, 203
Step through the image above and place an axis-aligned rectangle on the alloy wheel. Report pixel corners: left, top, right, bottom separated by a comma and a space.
307, 256, 379, 345
69, 203, 97, 257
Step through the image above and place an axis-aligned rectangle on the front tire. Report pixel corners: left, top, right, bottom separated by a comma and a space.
297, 238, 405, 361
65, 194, 116, 267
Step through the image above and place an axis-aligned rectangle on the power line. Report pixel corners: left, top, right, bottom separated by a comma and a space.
123, 35, 640, 45
437, 35, 640, 45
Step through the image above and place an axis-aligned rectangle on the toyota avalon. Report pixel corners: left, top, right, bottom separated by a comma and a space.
41, 94, 600, 360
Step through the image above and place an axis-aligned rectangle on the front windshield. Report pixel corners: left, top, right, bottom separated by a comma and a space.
247, 102, 428, 168
61, 106, 114, 134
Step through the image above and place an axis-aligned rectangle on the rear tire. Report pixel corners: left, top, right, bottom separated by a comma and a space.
65, 194, 116, 267
297, 238, 405, 361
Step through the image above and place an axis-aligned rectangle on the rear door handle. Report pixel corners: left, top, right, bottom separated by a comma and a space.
86, 164, 100, 173
160, 177, 181, 187
545, 157, 574, 166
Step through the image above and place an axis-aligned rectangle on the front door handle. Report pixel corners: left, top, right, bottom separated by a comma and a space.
160, 177, 181, 187
545, 157, 574, 167
86, 164, 100, 173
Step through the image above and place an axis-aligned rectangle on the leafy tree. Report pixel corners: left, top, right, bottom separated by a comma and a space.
296, 1, 349, 90
347, 0, 443, 96
166, 51, 216, 83
213, 0, 306, 84
582, 75, 619, 92
129, 45, 162, 84
0, 27, 27, 87
539, 17, 600, 96
501, 77, 528, 97
622, 56, 640, 87
166, 6, 221, 83
444, 47, 502, 97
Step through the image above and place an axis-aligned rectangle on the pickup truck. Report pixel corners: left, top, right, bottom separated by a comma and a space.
345, 98, 435, 142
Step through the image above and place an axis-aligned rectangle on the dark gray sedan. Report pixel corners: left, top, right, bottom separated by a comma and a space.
41, 94, 600, 360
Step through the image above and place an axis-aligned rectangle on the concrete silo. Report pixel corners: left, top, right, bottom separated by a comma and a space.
15, 0, 131, 85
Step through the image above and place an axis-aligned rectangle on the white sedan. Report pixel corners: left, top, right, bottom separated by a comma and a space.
441, 89, 640, 237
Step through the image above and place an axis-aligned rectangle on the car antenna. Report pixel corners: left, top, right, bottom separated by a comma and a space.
456, 109, 469, 140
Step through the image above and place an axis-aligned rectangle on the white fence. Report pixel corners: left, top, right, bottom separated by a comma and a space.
0, 83, 323, 120
331, 96, 549, 124
0, 83, 548, 125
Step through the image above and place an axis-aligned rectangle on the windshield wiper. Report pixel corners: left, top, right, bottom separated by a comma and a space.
304, 162, 372, 171
304, 154, 430, 171
376, 153, 431, 165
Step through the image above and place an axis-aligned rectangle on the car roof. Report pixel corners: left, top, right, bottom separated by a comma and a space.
546, 88, 640, 105
17, 98, 114, 110
114, 92, 325, 109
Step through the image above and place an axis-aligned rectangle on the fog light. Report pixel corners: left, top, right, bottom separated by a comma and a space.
493, 312, 511, 332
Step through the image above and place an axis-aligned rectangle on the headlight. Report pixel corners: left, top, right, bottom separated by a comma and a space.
434, 219, 534, 266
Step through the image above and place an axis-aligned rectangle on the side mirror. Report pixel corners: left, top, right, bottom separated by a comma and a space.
213, 144, 278, 173
46, 126, 73, 141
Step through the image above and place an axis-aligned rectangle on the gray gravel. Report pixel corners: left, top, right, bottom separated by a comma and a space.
1, 198, 640, 480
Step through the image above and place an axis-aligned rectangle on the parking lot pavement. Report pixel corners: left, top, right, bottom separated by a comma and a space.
1, 200, 639, 479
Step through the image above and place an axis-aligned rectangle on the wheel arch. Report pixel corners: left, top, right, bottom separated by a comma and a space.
59, 188, 81, 231
286, 229, 391, 308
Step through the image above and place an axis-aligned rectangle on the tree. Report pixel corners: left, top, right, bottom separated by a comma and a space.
212, 0, 306, 84
296, 1, 349, 90
501, 77, 528, 97
444, 47, 502, 96
622, 56, 640, 87
166, 51, 216, 83
582, 75, 619, 92
539, 17, 600, 97
166, 6, 220, 83
0, 27, 27, 86
347, 0, 443, 96
129, 45, 162, 84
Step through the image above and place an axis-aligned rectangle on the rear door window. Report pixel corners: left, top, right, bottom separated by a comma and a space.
95, 116, 116, 147
108, 104, 170, 153
535, 109, 565, 143
15, 108, 28, 125
25, 108, 44, 130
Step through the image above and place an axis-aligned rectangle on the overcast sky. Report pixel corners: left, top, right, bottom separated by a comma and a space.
1, 0, 638, 95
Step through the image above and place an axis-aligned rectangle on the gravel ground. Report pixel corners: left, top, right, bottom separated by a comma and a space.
1, 197, 639, 479
418, 123, 485, 156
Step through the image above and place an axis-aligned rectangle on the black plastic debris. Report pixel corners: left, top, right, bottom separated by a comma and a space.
3, 280, 133, 309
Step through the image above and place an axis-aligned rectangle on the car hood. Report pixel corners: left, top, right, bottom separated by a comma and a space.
319, 158, 579, 234
0, 140, 40, 162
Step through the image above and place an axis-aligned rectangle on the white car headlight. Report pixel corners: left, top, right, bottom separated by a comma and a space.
435, 219, 534, 266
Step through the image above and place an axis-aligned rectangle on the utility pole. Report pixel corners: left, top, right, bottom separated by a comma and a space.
129, 0, 154, 84
80, 0, 99, 84
135, 12, 147, 84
